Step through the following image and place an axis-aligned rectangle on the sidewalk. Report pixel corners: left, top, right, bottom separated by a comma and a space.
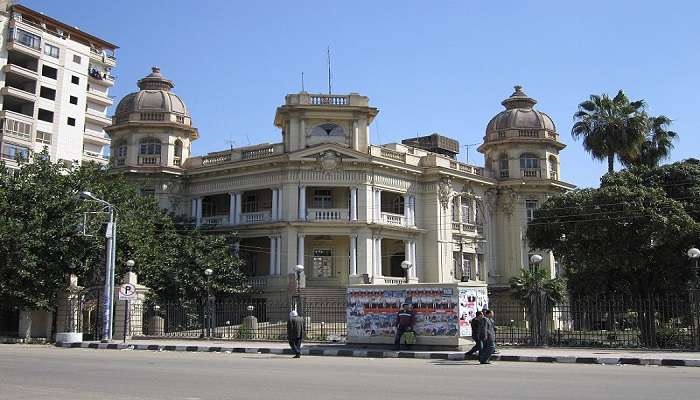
55, 339, 700, 367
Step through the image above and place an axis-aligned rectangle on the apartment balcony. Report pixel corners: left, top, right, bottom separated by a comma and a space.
86, 90, 114, 106
85, 109, 112, 126
83, 130, 110, 146
82, 150, 109, 163
381, 212, 406, 226
0, 113, 33, 143
2, 64, 38, 80
88, 69, 115, 87
6, 29, 41, 58
1, 86, 36, 103
307, 208, 349, 221
89, 48, 117, 67
241, 211, 272, 224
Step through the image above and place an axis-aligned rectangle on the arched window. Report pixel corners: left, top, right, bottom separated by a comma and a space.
139, 137, 161, 155
114, 140, 127, 166
499, 153, 509, 178
548, 156, 558, 180
138, 137, 161, 165
520, 153, 540, 177
311, 123, 344, 137
174, 140, 183, 166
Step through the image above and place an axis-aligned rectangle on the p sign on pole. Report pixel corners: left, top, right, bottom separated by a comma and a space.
118, 283, 136, 342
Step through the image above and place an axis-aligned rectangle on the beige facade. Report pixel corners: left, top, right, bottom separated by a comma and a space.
0, 3, 117, 168
107, 70, 575, 300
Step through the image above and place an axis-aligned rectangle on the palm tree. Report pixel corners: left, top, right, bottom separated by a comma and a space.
621, 115, 678, 168
509, 267, 565, 345
572, 90, 648, 173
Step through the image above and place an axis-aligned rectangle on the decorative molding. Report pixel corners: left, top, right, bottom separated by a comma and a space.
438, 176, 452, 210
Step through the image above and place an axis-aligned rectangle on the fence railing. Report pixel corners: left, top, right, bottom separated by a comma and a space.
131, 297, 347, 342
490, 294, 699, 349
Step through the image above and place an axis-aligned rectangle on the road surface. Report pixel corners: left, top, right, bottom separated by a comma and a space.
1, 345, 698, 400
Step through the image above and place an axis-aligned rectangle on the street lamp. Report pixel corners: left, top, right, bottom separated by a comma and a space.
204, 268, 214, 338
401, 261, 413, 284
530, 254, 543, 268
78, 191, 117, 342
294, 265, 304, 312
687, 248, 700, 350
528, 254, 544, 346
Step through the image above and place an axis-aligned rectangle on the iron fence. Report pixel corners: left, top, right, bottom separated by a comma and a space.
491, 293, 699, 349
131, 297, 347, 342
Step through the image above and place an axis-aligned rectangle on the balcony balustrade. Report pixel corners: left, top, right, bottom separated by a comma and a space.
241, 210, 272, 224
202, 215, 229, 226
381, 212, 405, 226
307, 208, 349, 221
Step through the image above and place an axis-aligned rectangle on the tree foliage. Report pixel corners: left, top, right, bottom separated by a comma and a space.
527, 160, 700, 297
0, 154, 246, 310
509, 267, 566, 307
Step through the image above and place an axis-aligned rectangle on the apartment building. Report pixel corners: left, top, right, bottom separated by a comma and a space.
0, 2, 117, 168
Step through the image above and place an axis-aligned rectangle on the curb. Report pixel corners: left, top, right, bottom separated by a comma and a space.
55, 342, 700, 367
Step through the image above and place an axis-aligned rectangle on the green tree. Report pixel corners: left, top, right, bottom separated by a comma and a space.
572, 90, 648, 173
622, 115, 678, 168
509, 267, 565, 345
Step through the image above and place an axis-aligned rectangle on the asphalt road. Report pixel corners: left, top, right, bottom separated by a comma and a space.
1, 345, 699, 400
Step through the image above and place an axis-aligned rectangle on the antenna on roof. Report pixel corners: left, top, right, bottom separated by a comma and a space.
327, 46, 332, 94
226, 135, 236, 151
301, 72, 305, 92
245, 134, 251, 146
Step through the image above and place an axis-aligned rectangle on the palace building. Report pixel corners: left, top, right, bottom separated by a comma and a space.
106, 67, 575, 301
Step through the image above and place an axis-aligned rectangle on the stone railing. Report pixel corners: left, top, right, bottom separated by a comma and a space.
201, 153, 232, 166
241, 145, 276, 160
489, 129, 559, 142
310, 95, 349, 105
202, 215, 229, 225
307, 208, 349, 221
382, 277, 407, 285
83, 150, 108, 160
139, 112, 166, 121
381, 212, 405, 226
521, 168, 542, 178
380, 147, 406, 162
549, 171, 559, 180
137, 155, 161, 166
200, 143, 283, 167
452, 222, 483, 234
241, 211, 272, 224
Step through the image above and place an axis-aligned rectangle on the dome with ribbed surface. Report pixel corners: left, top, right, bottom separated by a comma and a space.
114, 67, 189, 118
485, 86, 555, 135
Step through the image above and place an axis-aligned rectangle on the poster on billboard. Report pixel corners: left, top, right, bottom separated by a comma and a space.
457, 287, 489, 337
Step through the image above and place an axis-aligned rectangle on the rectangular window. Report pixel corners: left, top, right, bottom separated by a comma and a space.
71, 75, 80, 85
67, 117, 76, 126
72, 54, 81, 64
14, 29, 40, 49
526, 200, 538, 222
242, 194, 258, 213
69, 96, 78, 105
1, 143, 29, 160
452, 198, 460, 222
35, 131, 52, 144
312, 249, 333, 278
41, 65, 58, 79
39, 86, 56, 100
44, 43, 59, 58
313, 189, 333, 209
461, 200, 470, 223
38, 108, 54, 123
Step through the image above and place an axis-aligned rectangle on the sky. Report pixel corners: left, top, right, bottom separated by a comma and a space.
23, 0, 700, 188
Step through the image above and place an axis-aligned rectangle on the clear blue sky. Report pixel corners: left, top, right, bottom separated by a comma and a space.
25, 0, 700, 188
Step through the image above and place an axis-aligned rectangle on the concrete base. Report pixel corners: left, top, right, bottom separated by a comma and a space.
55, 332, 83, 343
347, 335, 474, 351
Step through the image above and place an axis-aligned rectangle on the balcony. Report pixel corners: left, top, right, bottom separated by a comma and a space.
83, 130, 110, 145
202, 215, 229, 226
7, 28, 41, 57
1, 86, 36, 102
85, 110, 112, 126
88, 69, 115, 87
2, 64, 37, 80
0, 116, 33, 143
82, 150, 109, 163
89, 48, 117, 67
241, 211, 272, 224
381, 212, 405, 226
137, 155, 161, 166
86, 90, 114, 106
452, 222, 481, 235
307, 208, 348, 221
549, 171, 559, 180
521, 168, 542, 178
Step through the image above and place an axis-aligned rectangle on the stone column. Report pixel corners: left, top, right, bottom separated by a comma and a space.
195, 197, 203, 227
297, 234, 305, 267
404, 239, 412, 269
275, 235, 282, 276
411, 240, 418, 279
350, 187, 358, 222
373, 188, 382, 222
271, 188, 279, 221
298, 186, 306, 221
403, 194, 410, 226
235, 192, 242, 224
269, 236, 277, 275
191, 198, 197, 223
228, 192, 236, 225
299, 119, 306, 149
411, 195, 417, 226
349, 235, 358, 276
373, 236, 383, 276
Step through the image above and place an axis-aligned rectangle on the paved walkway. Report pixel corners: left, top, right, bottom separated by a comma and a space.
55, 339, 700, 367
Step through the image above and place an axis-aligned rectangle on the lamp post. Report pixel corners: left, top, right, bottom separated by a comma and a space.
204, 268, 213, 338
294, 265, 304, 313
122, 259, 135, 342
401, 261, 413, 284
687, 248, 700, 349
78, 191, 116, 342
529, 254, 544, 346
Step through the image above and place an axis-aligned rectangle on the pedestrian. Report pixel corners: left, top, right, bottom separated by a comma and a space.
287, 310, 304, 358
478, 309, 496, 364
465, 310, 483, 357
394, 303, 416, 350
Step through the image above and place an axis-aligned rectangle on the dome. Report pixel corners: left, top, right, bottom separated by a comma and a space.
485, 86, 555, 135
114, 67, 189, 118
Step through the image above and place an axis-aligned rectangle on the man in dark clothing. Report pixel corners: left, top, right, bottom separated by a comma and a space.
394, 303, 415, 350
287, 310, 304, 358
465, 311, 483, 357
478, 309, 496, 364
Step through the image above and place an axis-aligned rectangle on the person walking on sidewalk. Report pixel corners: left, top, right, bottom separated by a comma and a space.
478, 309, 496, 364
465, 311, 483, 357
287, 310, 304, 358
394, 303, 416, 350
